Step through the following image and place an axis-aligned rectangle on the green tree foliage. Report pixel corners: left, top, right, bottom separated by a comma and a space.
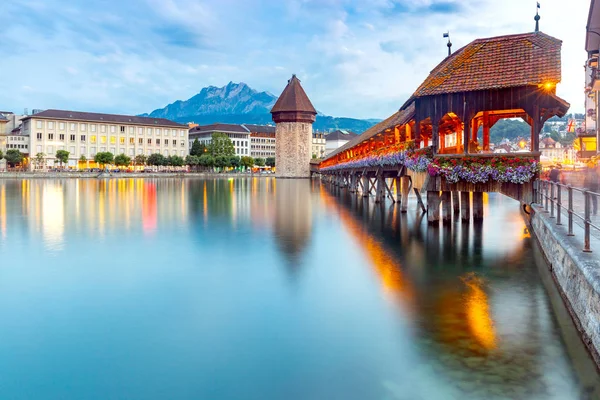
240, 156, 254, 169
190, 139, 208, 156
147, 153, 166, 166
199, 154, 215, 168
55, 150, 70, 167
209, 132, 235, 157
114, 154, 131, 167
0, 150, 3, 160
4, 149, 24, 167
489, 119, 530, 144
168, 155, 185, 167
79, 155, 87, 162
255, 157, 266, 167
186, 155, 199, 170
94, 152, 114, 167
134, 154, 147, 166
35, 152, 46, 169
214, 155, 228, 169
265, 157, 275, 167
229, 156, 240, 168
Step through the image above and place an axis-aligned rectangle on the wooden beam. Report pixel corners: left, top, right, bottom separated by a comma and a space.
483, 111, 490, 152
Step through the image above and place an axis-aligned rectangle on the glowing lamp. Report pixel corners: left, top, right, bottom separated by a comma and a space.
518, 140, 526, 149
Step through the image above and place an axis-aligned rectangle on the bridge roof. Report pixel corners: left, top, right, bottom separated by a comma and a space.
325, 102, 415, 160
411, 32, 562, 99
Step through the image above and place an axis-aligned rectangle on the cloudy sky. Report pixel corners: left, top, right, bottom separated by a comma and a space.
1, 0, 589, 119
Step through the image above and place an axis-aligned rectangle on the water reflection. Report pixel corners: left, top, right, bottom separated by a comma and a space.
0, 178, 596, 400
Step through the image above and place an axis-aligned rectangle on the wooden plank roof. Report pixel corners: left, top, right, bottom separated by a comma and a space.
412, 32, 562, 98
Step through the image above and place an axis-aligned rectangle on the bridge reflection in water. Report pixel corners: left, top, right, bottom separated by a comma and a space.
318, 184, 600, 399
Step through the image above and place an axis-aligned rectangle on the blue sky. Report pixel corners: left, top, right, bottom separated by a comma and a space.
1, 0, 588, 119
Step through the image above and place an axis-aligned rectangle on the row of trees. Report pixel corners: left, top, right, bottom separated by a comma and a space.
184, 155, 274, 170
0, 149, 25, 167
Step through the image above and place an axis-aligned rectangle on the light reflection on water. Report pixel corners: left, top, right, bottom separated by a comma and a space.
0, 178, 598, 400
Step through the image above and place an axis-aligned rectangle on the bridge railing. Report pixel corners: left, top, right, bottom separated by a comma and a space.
535, 179, 600, 253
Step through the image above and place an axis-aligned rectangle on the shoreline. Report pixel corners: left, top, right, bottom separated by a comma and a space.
0, 172, 276, 179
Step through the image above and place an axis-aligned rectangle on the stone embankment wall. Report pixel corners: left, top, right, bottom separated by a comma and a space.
0, 172, 272, 179
275, 121, 312, 178
530, 206, 600, 366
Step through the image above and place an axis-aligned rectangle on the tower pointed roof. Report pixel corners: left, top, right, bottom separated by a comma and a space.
271, 75, 317, 123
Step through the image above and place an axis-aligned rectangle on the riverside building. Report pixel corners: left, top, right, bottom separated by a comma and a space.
247, 124, 276, 159
188, 123, 250, 157
21, 109, 188, 170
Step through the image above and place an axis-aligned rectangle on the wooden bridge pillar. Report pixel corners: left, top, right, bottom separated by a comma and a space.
375, 171, 385, 203
441, 191, 452, 223
362, 176, 369, 197
395, 177, 401, 205
452, 191, 460, 214
472, 192, 484, 220
427, 191, 441, 223
460, 191, 471, 222
349, 174, 356, 193
400, 177, 410, 213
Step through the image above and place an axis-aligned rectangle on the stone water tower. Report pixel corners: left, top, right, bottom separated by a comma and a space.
271, 75, 317, 178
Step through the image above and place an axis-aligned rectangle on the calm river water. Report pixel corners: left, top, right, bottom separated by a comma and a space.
0, 178, 598, 400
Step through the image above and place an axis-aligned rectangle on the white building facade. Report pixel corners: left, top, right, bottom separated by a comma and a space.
188, 123, 250, 157
21, 109, 188, 170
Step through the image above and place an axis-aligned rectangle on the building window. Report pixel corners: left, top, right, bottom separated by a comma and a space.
70, 135, 75, 142
180, 130, 184, 137
48, 133, 54, 140
101, 125, 106, 133
36, 145, 42, 153
37, 133, 42, 140
47, 145, 54, 153
108, 125, 114, 133
120, 148, 125, 154
100, 147, 106, 152
156, 139, 160, 145
69, 146, 75, 154
110, 136, 116, 145
129, 138, 134, 145
120, 137, 125, 145
59, 145, 65, 151
48, 122, 54, 129
100, 136, 107, 144
70, 123, 76, 131
137, 148, 143, 155
110, 147, 115, 154
129, 148, 134, 156
165, 139, 169, 145
90, 136, 97, 144
58, 134, 64, 141
172, 130, 176, 137
36, 121, 43, 129
181, 142, 185, 147
173, 140, 176, 146
59, 122, 65, 130
90, 124, 96, 132
147, 138, 152, 145
138, 127, 143, 134
90, 147, 96, 156
156, 129, 161, 135
120, 126, 125, 133
165, 150, 169, 156
81, 135, 86, 142
138, 138, 143, 144
80, 146, 86, 155
146, 149, 152, 156
148, 128, 152, 135
129, 127, 134, 133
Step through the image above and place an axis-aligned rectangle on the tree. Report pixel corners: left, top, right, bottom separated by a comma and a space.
79, 155, 87, 162
240, 156, 254, 170
94, 152, 114, 168
266, 157, 275, 167
35, 152, 46, 169
255, 157, 266, 167
0, 150, 3, 160
489, 119, 530, 144
134, 154, 147, 167
208, 132, 235, 157
55, 150, 70, 168
147, 153, 166, 166
190, 139, 208, 156
4, 149, 23, 168
168, 155, 185, 167
229, 156, 240, 168
214, 155, 228, 169
185, 155, 199, 171
198, 154, 215, 170
114, 154, 131, 167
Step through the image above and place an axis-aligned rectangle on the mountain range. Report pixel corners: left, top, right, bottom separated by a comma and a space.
140, 82, 379, 133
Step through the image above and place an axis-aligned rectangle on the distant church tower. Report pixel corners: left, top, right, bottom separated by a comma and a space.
271, 75, 317, 178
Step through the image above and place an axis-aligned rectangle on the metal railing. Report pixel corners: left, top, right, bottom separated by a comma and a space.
535, 179, 600, 252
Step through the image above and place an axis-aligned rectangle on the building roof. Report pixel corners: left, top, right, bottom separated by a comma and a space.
325, 102, 415, 159
540, 137, 557, 147
325, 130, 358, 141
189, 123, 250, 134
587, 0, 600, 53
270, 75, 317, 114
412, 32, 562, 98
242, 124, 276, 134
22, 109, 187, 127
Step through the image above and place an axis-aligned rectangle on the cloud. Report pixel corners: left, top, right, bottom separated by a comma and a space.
0, 0, 589, 120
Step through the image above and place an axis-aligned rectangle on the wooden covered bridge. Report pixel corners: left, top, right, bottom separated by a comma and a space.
318, 31, 570, 222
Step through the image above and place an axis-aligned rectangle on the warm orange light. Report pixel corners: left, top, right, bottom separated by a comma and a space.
542, 82, 555, 91
519, 140, 526, 149
463, 274, 496, 349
